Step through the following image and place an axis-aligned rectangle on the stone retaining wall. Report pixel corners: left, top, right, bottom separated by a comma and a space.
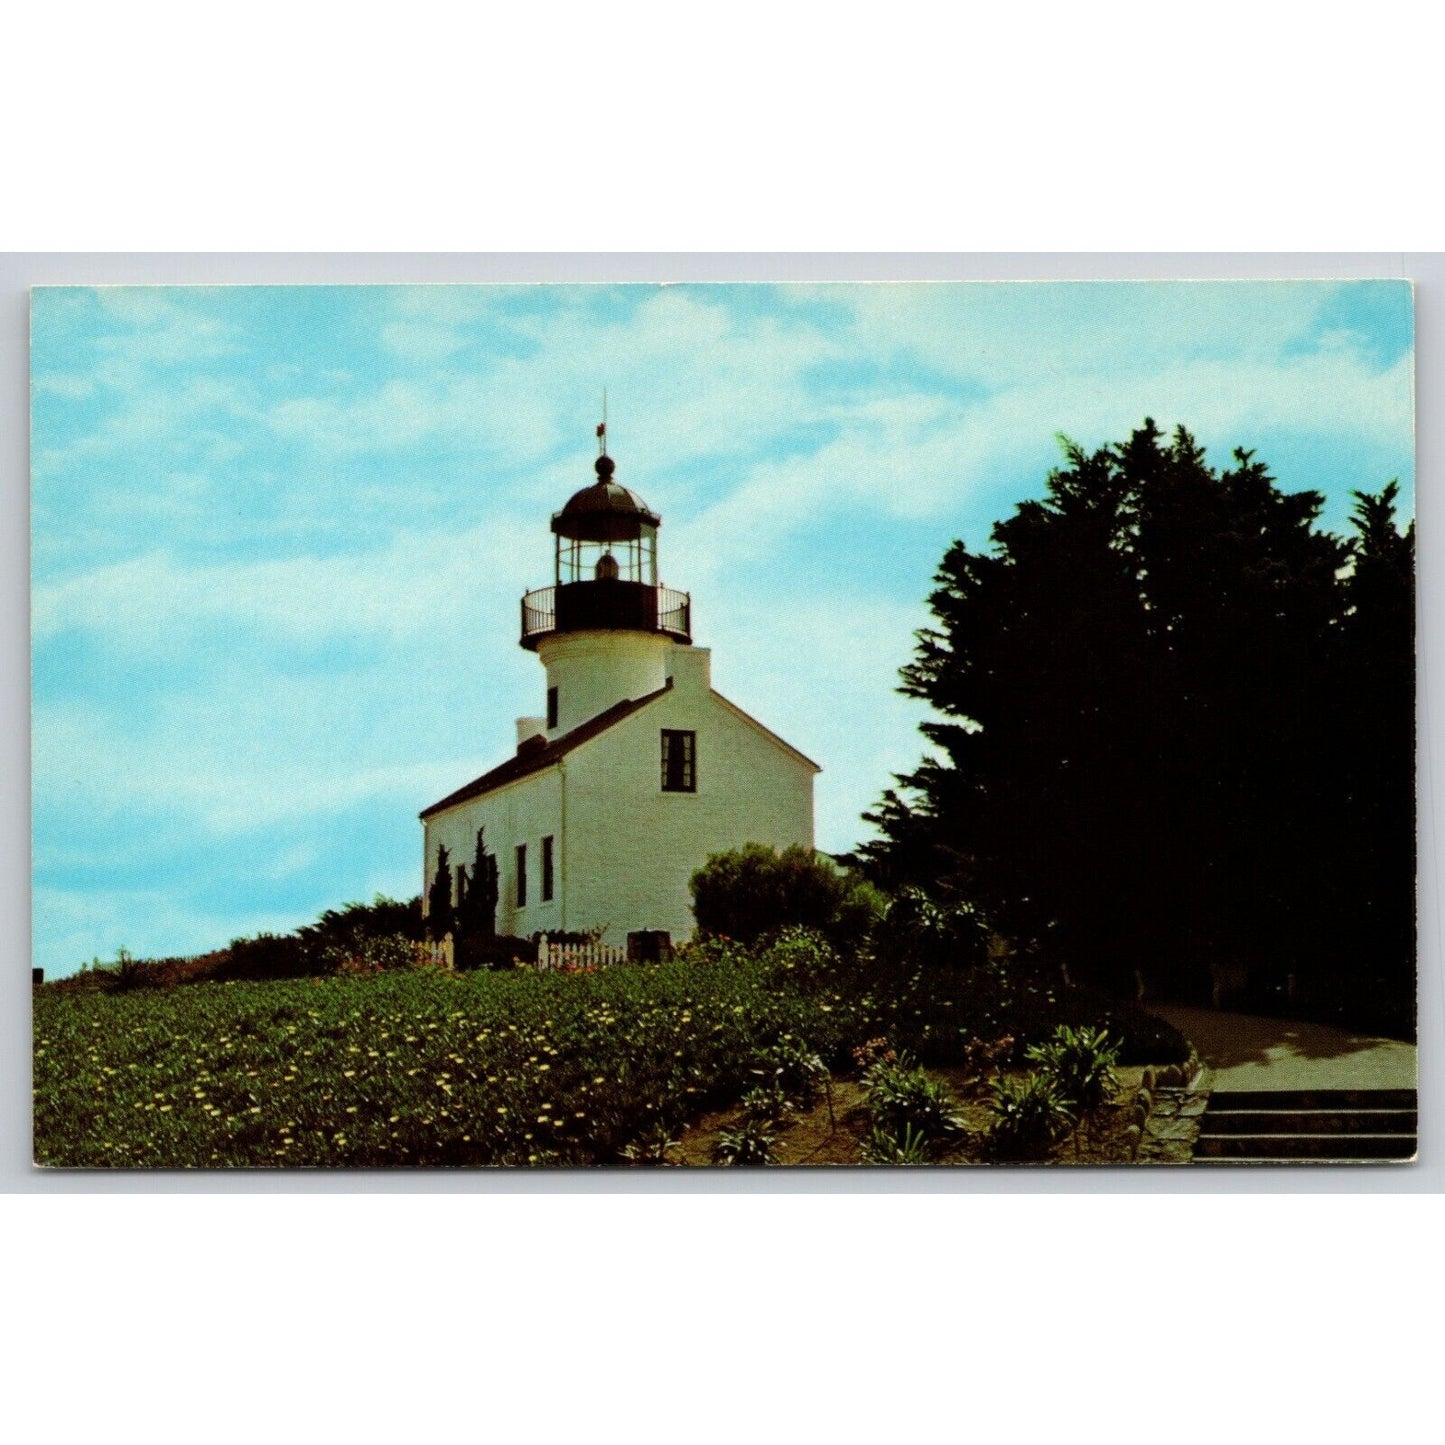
1124, 1053, 1210, 1164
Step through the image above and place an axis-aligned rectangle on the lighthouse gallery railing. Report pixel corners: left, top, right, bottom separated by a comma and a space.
520, 583, 691, 646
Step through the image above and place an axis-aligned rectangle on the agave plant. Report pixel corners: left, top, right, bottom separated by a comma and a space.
1025, 1025, 1121, 1111
859, 1123, 931, 1165
713, 1118, 777, 1166
862, 1051, 967, 1154
752, 1037, 830, 1110
620, 1121, 681, 1166
741, 1082, 793, 1124
985, 1071, 1076, 1161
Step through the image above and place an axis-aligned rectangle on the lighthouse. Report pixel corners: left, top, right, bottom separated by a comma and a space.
420, 428, 819, 953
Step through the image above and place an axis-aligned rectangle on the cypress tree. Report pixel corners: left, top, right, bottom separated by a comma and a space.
427, 845, 454, 941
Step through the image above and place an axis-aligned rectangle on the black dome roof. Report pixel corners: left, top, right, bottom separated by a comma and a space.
551, 454, 661, 540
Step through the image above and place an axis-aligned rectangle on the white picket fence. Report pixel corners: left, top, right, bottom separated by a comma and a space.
534, 935, 628, 972
413, 935, 455, 970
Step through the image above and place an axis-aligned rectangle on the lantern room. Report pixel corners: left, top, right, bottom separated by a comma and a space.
520, 448, 692, 649
551, 453, 660, 585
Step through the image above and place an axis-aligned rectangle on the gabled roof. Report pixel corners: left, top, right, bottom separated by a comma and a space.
419, 682, 673, 820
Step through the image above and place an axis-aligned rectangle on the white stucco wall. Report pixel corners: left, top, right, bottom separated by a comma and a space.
422, 766, 565, 939
560, 677, 816, 947
423, 635, 817, 949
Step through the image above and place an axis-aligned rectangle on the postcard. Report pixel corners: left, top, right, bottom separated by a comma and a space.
30, 279, 1417, 1167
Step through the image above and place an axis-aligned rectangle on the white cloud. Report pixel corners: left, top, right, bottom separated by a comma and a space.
33, 513, 539, 653
32, 884, 308, 976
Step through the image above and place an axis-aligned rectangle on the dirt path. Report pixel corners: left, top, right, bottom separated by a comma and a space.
1151, 1006, 1416, 1092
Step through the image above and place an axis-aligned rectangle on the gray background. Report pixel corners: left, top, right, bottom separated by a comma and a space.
5, 251, 1438, 1192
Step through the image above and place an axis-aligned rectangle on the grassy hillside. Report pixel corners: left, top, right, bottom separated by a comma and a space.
34, 950, 858, 1167
34, 939, 1189, 1169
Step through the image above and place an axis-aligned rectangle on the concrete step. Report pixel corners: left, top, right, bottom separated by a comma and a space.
1189, 1087, 1417, 1163
1193, 1132, 1416, 1161
1206, 1088, 1416, 1111
1200, 1108, 1417, 1136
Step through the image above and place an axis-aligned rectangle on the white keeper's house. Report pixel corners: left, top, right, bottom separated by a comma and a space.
420, 437, 820, 952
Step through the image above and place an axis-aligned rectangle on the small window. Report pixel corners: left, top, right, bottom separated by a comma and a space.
661, 729, 696, 793
515, 843, 527, 908
541, 835, 555, 902
546, 686, 558, 730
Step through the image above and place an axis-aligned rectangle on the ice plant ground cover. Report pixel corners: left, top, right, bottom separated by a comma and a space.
34, 949, 855, 1167
33, 939, 1188, 1168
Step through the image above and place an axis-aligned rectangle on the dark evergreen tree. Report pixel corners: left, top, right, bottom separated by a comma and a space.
1327, 482, 1416, 1026
454, 828, 499, 942
427, 845, 454, 941
857, 420, 1413, 1025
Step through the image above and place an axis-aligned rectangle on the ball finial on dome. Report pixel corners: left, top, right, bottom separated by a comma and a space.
595, 453, 616, 481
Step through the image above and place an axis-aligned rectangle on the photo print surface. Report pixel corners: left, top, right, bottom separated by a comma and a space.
31, 280, 1418, 1168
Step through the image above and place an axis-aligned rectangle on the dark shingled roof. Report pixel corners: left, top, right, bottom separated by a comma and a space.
419, 681, 673, 820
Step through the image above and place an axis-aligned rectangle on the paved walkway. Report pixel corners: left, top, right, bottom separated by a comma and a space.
1151, 1005, 1417, 1092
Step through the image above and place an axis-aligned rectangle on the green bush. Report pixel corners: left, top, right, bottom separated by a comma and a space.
297, 896, 424, 949
761, 926, 844, 988
866, 957, 1190, 1068
214, 932, 312, 983
455, 934, 535, 971
1026, 1025, 1120, 1111
985, 1072, 1076, 1160
690, 843, 884, 949
321, 933, 417, 976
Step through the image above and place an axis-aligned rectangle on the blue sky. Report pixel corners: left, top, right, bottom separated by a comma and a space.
30, 281, 1414, 976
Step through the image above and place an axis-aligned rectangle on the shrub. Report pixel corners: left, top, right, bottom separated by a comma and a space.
862, 1052, 967, 1155
456, 934, 535, 971
690, 843, 884, 949
865, 957, 1191, 1068
985, 1072, 1076, 1160
297, 895, 424, 950
214, 932, 312, 983
322, 933, 417, 976
713, 1118, 777, 1166
1026, 1025, 1120, 1111
761, 926, 843, 988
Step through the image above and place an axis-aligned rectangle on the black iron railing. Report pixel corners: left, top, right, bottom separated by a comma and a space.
520, 582, 691, 648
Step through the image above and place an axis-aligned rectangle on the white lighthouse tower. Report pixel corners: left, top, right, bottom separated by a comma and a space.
519, 431, 693, 740
421, 426, 819, 951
